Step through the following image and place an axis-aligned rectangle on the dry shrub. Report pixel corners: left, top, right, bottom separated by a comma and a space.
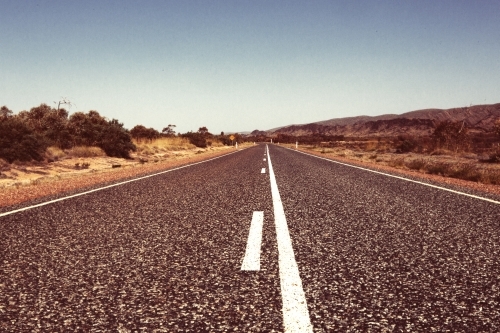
430, 149, 453, 156
422, 162, 482, 182
208, 140, 224, 147
396, 138, 418, 153
365, 141, 378, 152
320, 148, 333, 154
45, 146, 66, 161
67, 146, 106, 158
405, 159, 427, 171
388, 157, 405, 168
136, 146, 156, 155
482, 170, 500, 185
484, 151, 500, 163
425, 162, 451, 176
449, 163, 482, 182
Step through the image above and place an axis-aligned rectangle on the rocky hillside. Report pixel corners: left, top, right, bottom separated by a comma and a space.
261, 103, 500, 137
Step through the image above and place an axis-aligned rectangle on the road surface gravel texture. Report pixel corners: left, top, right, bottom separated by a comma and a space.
1, 144, 500, 332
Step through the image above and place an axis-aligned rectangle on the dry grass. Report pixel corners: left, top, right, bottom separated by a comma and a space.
133, 137, 195, 153
67, 146, 106, 158
206, 140, 225, 147
298, 143, 500, 186
405, 158, 427, 171
388, 157, 405, 168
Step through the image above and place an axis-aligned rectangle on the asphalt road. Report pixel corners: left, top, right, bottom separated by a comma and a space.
1, 144, 500, 332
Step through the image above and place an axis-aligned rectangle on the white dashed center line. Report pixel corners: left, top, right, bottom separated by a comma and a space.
266, 145, 313, 333
261, 168, 266, 173
241, 211, 264, 271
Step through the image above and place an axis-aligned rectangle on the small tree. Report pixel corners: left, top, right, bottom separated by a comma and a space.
99, 119, 136, 158
130, 125, 160, 142
130, 125, 148, 142
0, 106, 13, 119
179, 126, 212, 148
68, 110, 108, 146
162, 124, 176, 137
54, 97, 74, 111
198, 126, 210, 136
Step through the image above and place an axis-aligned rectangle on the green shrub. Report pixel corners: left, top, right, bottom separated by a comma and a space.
186, 133, 207, 148
0, 117, 47, 163
69, 113, 136, 158
98, 119, 136, 158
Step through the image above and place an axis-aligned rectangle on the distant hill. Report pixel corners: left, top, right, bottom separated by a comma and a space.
226, 131, 251, 135
259, 103, 500, 137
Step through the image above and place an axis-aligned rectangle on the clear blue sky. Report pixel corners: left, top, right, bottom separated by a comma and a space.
2, 1, 499, 134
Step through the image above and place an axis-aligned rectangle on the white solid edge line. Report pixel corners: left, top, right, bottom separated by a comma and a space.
288, 147, 500, 205
261, 168, 266, 173
267, 145, 313, 333
0, 149, 244, 218
241, 211, 264, 271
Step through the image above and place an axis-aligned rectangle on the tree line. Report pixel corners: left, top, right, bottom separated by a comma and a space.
0, 104, 135, 162
0, 104, 244, 164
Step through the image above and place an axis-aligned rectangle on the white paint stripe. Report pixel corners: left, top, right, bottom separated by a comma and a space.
264, 158, 266, 161
289, 148, 500, 205
0, 150, 243, 218
266, 145, 313, 333
241, 211, 264, 271
261, 168, 266, 173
